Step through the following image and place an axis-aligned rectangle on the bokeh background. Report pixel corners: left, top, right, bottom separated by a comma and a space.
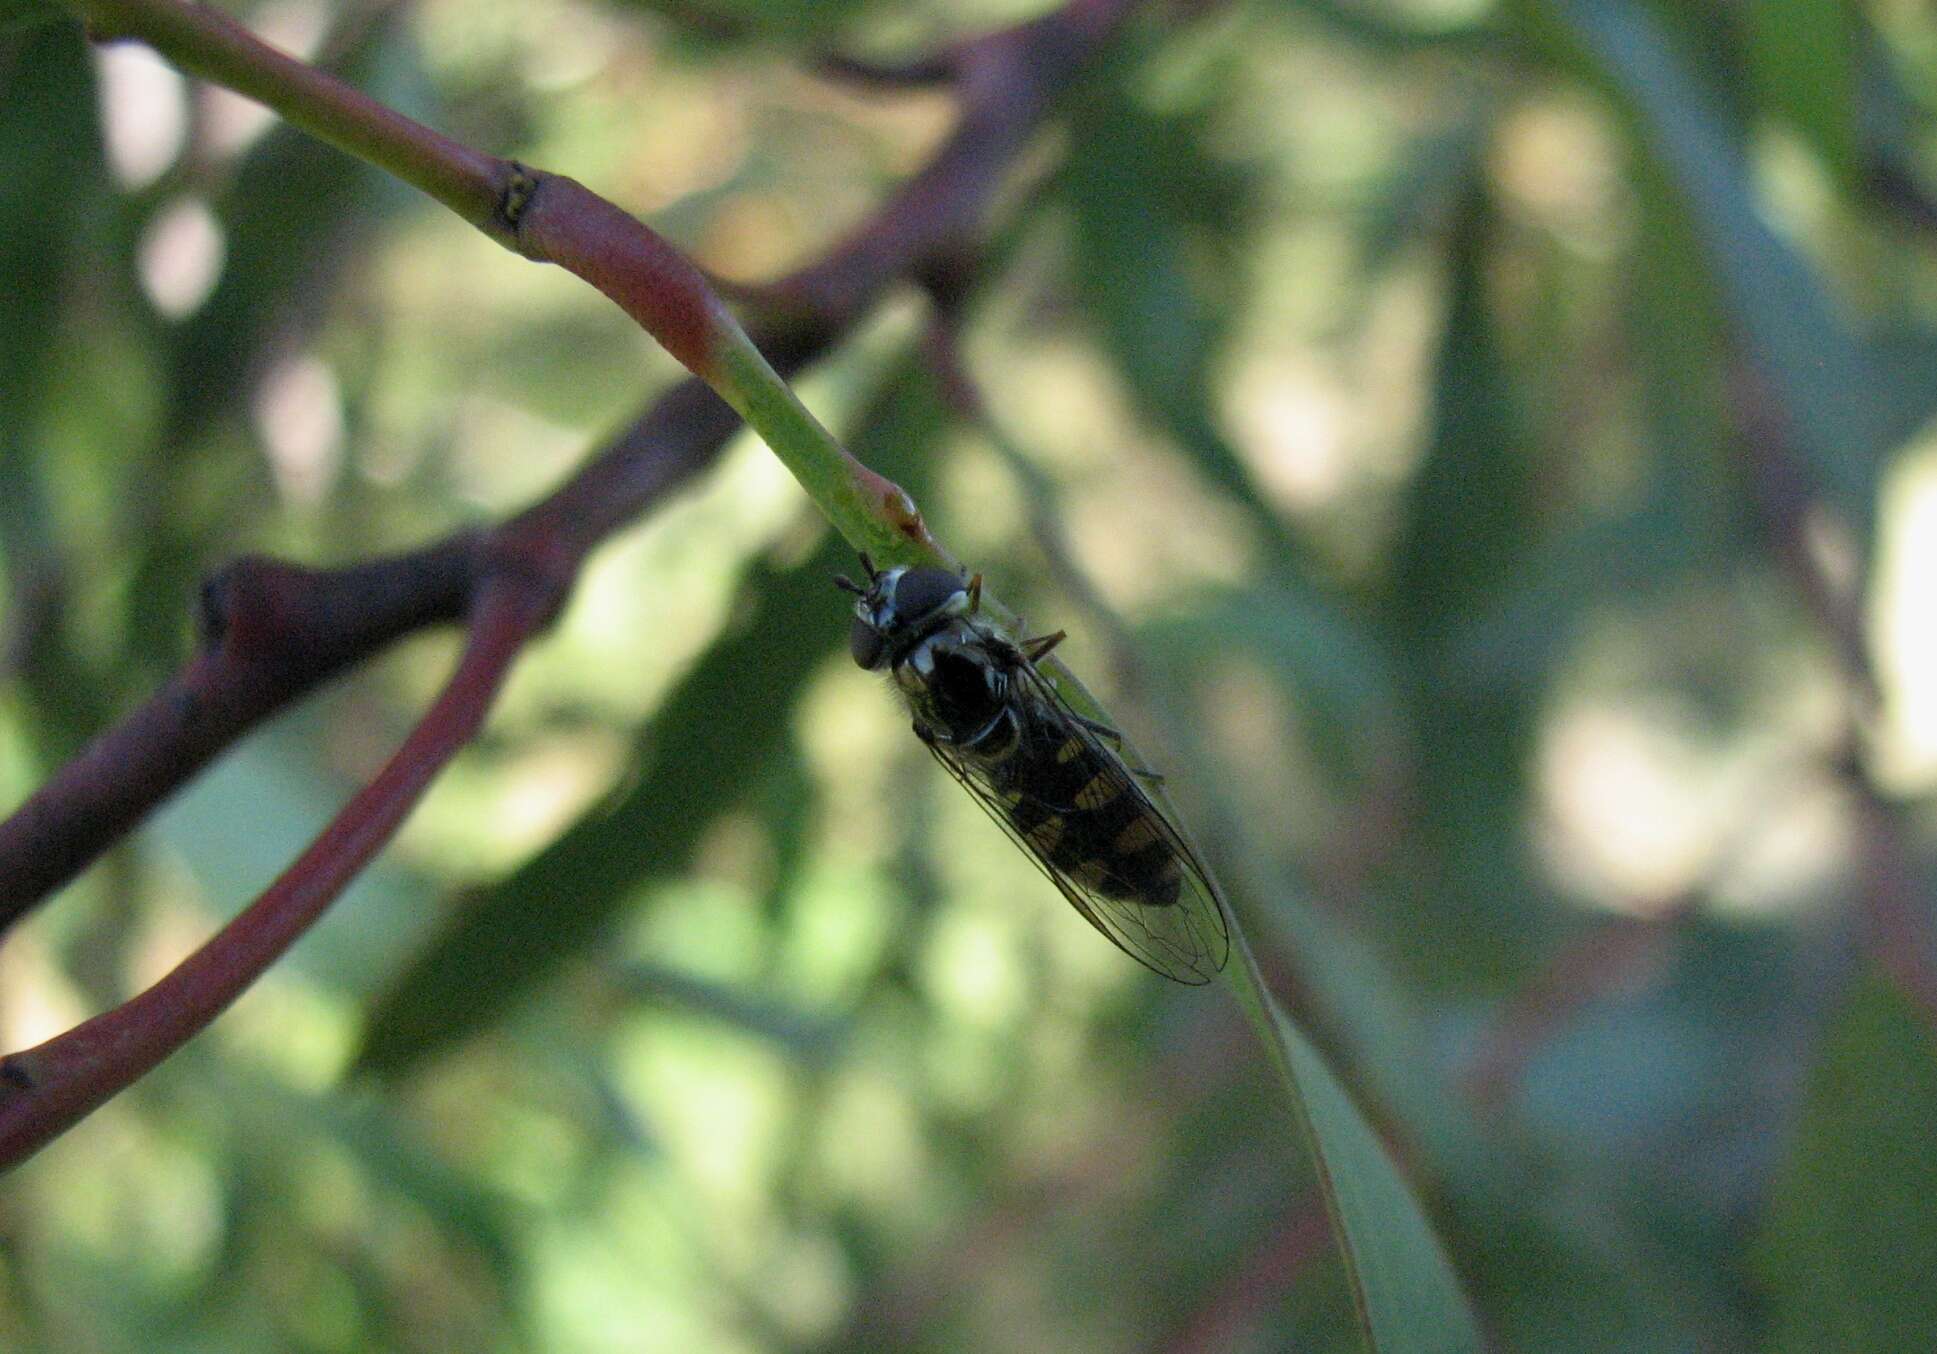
5, 0, 1937, 1349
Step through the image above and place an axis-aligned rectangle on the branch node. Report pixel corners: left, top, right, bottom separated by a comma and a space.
197, 555, 296, 659
0, 1056, 36, 1092
197, 569, 235, 648
883, 485, 926, 542
496, 161, 541, 236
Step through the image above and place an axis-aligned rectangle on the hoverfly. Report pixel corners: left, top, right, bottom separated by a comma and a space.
836, 555, 1229, 984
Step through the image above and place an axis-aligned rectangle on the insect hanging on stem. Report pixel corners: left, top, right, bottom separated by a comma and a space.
835, 554, 1229, 984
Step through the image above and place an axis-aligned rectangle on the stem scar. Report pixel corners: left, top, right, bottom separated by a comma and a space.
497, 162, 540, 233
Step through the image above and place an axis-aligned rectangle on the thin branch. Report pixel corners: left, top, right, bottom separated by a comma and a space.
1156, 1197, 1335, 1354
68, 0, 950, 567
0, 578, 551, 1169
0, 543, 478, 927
3, 0, 1134, 927
0, 0, 1151, 1166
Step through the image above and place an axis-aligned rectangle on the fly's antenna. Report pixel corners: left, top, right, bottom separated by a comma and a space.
858, 552, 879, 580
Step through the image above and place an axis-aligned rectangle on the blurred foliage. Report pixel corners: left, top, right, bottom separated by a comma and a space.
7, 0, 1937, 1350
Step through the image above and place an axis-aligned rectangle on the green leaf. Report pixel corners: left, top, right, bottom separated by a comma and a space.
0, 24, 111, 752
1747, 0, 1858, 189
1393, 180, 1530, 637
0, 25, 101, 456
1755, 972, 1937, 1352
1389, 179, 1544, 975
1525, 0, 1890, 528
0, 0, 67, 33
354, 355, 948, 1078
353, 536, 845, 1078
1221, 924, 1484, 1353
1065, 52, 1265, 522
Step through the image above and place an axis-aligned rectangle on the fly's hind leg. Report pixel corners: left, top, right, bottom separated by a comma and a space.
1022, 630, 1066, 663
1072, 712, 1165, 786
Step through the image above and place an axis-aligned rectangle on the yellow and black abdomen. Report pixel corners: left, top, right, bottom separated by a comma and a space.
985, 701, 1183, 908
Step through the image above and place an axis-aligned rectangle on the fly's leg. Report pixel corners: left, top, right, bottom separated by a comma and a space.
1073, 712, 1165, 785
1074, 712, 1120, 742
966, 572, 983, 614
1022, 630, 1066, 663
834, 552, 881, 596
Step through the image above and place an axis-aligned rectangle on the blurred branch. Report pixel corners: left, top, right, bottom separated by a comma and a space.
1846, 753, 1937, 1030
1461, 909, 1687, 1109
1156, 1196, 1334, 1354
0, 0, 1149, 1165
816, 49, 961, 89
1729, 369, 1937, 1029
0, 579, 550, 1168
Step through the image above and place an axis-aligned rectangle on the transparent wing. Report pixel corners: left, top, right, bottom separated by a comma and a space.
921, 662, 1230, 985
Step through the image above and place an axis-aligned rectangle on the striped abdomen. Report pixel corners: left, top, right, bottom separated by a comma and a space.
979, 700, 1182, 907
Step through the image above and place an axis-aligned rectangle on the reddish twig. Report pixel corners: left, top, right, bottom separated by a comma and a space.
0, 542, 480, 927
1728, 366, 1937, 1029
0, 578, 550, 1167
1156, 1196, 1334, 1354
1461, 908, 1688, 1109
0, 0, 1149, 1168
1846, 752, 1937, 1029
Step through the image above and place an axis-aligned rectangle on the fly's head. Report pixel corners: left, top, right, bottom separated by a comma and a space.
835, 554, 972, 672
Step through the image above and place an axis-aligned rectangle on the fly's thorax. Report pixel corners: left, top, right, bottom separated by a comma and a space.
895, 622, 1016, 749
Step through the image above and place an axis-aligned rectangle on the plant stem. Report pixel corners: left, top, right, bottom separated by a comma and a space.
710, 324, 945, 567
67, 0, 938, 566
81, 0, 502, 229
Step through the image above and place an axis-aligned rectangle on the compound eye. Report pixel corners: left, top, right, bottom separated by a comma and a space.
891, 568, 965, 622
849, 617, 886, 670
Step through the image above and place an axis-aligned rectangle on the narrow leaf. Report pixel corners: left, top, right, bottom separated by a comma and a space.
1747, 0, 1858, 189
353, 539, 843, 1077
355, 356, 947, 1077
1532, 0, 1890, 525
1391, 179, 1542, 973
1222, 925, 1484, 1353
1755, 972, 1937, 1352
